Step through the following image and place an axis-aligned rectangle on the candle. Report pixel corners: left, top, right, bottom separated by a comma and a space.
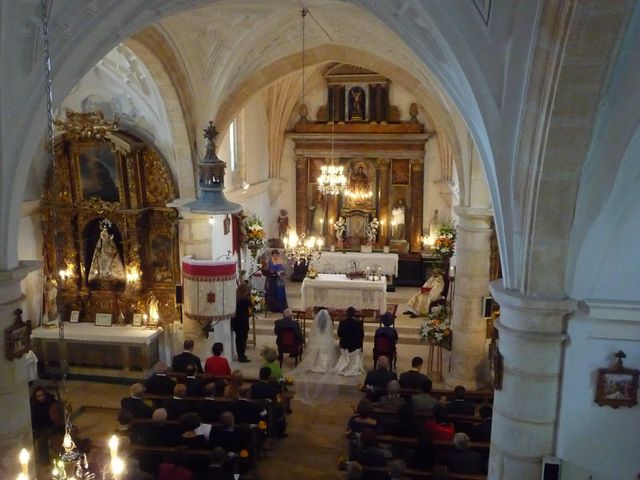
111, 456, 125, 479
19, 449, 29, 476
108, 435, 119, 459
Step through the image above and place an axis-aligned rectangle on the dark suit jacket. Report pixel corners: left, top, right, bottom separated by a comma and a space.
120, 396, 152, 419
145, 374, 176, 396
273, 318, 304, 344
171, 351, 204, 373
445, 449, 485, 474
337, 318, 364, 351
210, 428, 246, 453
197, 398, 228, 424
251, 381, 280, 402
184, 376, 204, 397
472, 417, 492, 442
447, 399, 476, 416
398, 369, 430, 390
374, 326, 398, 343
166, 397, 190, 421
233, 398, 266, 425
364, 368, 398, 402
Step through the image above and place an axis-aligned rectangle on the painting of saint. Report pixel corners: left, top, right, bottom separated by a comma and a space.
78, 145, 120, 202
150, 235, 173, 283
392, 159, 410, 185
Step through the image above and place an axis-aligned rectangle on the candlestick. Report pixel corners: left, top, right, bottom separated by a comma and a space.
19, 448, 29, 476
108, 435, 119, 460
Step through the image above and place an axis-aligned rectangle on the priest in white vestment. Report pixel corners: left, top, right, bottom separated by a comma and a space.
404, 268, 445, 317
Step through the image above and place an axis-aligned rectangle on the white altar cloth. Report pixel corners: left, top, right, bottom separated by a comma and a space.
301, 273, 387, 312
31, 323, 160, 345
310, 252, 399, 276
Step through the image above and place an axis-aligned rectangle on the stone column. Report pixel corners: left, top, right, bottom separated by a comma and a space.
409, 158, 424, 251
294, 155, 308, 235
0, 261, 40, 479
445, 206, 492, 389
488, 282, 576, 480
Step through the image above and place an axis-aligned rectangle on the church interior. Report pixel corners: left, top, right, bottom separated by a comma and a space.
1, 1, 639, 479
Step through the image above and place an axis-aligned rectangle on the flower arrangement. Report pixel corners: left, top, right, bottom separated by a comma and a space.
433, 219, 456, 258
250, 287, 266, 314
243, 214, 265, 258
306, 266, 318, 279
419, 309, 452, 350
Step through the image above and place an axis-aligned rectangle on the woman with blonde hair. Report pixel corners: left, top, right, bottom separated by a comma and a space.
223, 369, 244, 400
232, 282, 252, 363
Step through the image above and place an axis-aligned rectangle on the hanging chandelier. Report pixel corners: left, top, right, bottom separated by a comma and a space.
317, 163, 347, 195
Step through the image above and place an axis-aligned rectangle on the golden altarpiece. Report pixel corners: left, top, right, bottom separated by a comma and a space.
289, 64, 433, 252
41, 111, 180, 328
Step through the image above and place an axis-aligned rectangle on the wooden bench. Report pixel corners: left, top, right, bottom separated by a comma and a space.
374, 434, 490, 453
362, 465, 487, 480
361, 386, 494, 405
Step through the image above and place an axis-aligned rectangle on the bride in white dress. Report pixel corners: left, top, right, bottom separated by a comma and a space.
291, 309, 339, 404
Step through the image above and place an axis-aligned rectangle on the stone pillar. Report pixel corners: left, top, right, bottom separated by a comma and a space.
294, 155, 308, 235
488, 282, 576, 480
409, 158, 424, 251
445, 206, 492, 389
0, 261, 40, 479
376, 158, 390, 245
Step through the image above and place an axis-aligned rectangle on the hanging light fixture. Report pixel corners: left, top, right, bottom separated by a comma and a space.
283, 231, 323, 265
295, 7, 346, 196
38, 2, 95, 478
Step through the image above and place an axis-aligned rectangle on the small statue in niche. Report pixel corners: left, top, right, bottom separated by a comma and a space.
43, 276, 59, 327
348, 86, 365, 120
366, 217, 380, 245
277, 209, 290, 239
335, 216, 346, 243
88, 219, 126, 283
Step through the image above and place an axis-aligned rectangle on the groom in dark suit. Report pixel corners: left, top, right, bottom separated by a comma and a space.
171, 339, 204, 373
337, 306, 364, 352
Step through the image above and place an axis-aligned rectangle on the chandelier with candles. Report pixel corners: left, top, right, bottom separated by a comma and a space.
283, 232, 323, 265
317, 163, 347, 195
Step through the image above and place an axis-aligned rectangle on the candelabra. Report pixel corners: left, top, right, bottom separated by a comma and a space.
283, 232, 323, 265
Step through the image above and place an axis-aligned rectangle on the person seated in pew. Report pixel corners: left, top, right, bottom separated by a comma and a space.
121, 383, 152, 419
210, 411, 246, 454
204, 342, 232, 377
179, 412, 210, 449
346, 399, 378, 437
406, 430, 438, 471
166, 384, 189, 421
197, 382, 226, 424
145, 362, 176, 397
446, 385, 476, 416
382, 403, 420, 460
410, 378, 437, 415
376, 380, 406, 413
114, 408, 140, 444
205, 447, 236, 480
443, 432, 485, 475
184, 364, 204, 397
172, 338, 204, 374
399, 356, 431, 390
251, 366, 281, 402
364, 356, 398, 402
135, 408, 182, 448
471, 405, 492, 442
234, 384, 272, 436
423, 404, 455, 442
349, 427, 388, 468
261, 345, 283, 381
223, 369, 245, 400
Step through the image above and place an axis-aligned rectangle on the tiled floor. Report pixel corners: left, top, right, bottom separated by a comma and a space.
46, 281, 452, 479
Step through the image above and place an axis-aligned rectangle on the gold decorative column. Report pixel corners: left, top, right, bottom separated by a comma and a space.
295, 155, 308, 235
409, 158, 424, 251
376, 158, 391, 245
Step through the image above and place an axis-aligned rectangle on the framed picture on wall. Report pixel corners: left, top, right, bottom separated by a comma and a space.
595, 351, 638, 408
95, 313, 113, 327
391, 159, 410, 185
77, 144, 121, 203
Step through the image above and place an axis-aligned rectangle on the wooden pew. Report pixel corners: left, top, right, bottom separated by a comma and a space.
362, 465, 487, 480
374, 434, 490, 453
360, 386, 494, 405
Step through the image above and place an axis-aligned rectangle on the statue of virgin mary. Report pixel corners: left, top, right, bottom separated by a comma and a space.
88, 220, 126, 283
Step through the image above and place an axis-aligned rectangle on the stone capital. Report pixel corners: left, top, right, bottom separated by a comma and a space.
454, 206, 493, 230
490, 280, 578, 334
0, 261, 42, 304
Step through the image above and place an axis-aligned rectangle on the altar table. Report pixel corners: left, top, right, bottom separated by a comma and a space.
301, 273, 387, 312
31, 323, 160, 377
310, 252, 399, 277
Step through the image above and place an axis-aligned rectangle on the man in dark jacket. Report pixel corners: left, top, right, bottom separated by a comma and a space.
120, 383, 152, 419
145, 362, 176, 395
171, 339, 204, 373
337, 307, 365, 352
273, 308, 304, 345
364, 356, 397, 401
399, 356, 430, 390
446, 385, 476, 416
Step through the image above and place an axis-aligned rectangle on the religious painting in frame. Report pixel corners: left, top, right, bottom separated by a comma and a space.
95, 313, 113, 327
595, 351, 638, 408
4, 309, 31, 361
308, 158, 326, 185
149, 233, 174, 284
391, 159, 410, 185
77, 144, 121, 203
132, 313, 143, 327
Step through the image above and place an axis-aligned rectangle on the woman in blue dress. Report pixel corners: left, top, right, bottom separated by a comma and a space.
265, 249, 288, 313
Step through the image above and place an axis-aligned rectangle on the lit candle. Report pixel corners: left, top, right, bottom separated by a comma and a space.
108, 435, 119, 460
19, 448, 29, 476
111, 456, 125, 479
283, 237, 289, 249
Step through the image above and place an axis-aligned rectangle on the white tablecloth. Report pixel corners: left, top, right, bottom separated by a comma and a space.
31, 323, 160, 345
301, 273, 387, 312
310, 252, 399, 276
